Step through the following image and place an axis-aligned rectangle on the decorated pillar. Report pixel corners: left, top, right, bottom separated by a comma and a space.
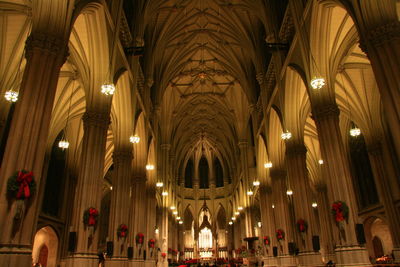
366, 142, 400, 258
0, 33, 68, 266
259, 185, 275, 258
131, 174, 147, 259
270, 170, 292, 257
312, 103, 370, 265
285, 143, 318, 254
107, 149, 132, 266
66, 110, 110, 267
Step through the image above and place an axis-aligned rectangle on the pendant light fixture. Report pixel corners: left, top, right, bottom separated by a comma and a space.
58, 77, 75, 150
4, 49, 25, 102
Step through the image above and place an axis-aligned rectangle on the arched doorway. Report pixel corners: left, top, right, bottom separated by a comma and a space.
32, 226, 58, 267
372, 236, 384, 258
364, 217, 393, 259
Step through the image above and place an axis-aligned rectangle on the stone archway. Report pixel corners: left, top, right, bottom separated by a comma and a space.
364, 217, 393, 259
32, 226, 58, 267
372, 236, 384, 258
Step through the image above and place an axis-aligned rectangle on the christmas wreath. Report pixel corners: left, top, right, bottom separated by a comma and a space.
148, 239, 155, 248
136, 232, 144, 244
7, 170, 36, 200
161, 252, 167, 258
263, 236, 270, 246
83, 207, 99, 227
331, 201, 349, 223
276, 229, 285, 241
117, 224, 128, 238
296, 219, 308, 233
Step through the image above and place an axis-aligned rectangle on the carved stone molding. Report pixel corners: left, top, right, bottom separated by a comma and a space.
367, 21, 400, 47
270, 169, 287, 180
25, 33, 67, 60
285, 143, 307, 156
312, 103, 340, 122
82, 110, 111, 130
113, 150, 133, 164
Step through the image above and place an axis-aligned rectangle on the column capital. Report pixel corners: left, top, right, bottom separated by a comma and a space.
113, 150, 133, 164
270, 169, 286, 180
312, 103, 340, 122
25, 33, 69, 64
366, 21, 400, 47
285, 143, 307, 156
82, 110, 111, 130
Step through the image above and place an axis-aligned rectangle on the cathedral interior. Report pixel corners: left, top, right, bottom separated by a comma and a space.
0, 0, 400, 266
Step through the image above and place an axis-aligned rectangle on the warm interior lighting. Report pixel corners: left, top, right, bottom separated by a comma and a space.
162, 191, 168, 196
155, 228, 159, 234
176, 216, 181, 220
247, 190, 254, 196
312, 202, 318, 208
318, 159, 324, 165
238, 206, 243, 211
281, 131, 292, 140
310, 77, 326, 89
156, 182, 164, 187
231, 217, 236, 221
228, 221, 233, 225
130, 135, 140, 144
234, 211, 239, 215
146, 164, 155, 170
350, 127, 361, 137
264, 162, 273, 168
179, 220, 183, 224
272, 204, 275, 209
173, 211, 178, 215
286, 190, 293, 196
253, 180, 260, 186
101, 83, 115, 95
258, 222, 262, 227
4, 90, 18, 102
170, 206, 176, 210
58, 140, 69, 149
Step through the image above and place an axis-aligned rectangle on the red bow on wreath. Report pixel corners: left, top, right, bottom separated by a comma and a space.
88, 208, 99, 226
296, 219, 308, 233
263, 236, 270, 246
148, 239, 155, 248
16, 171, 33, 199
118, 224, 128, 238
276, 229, 285, 241
332, 201, 349, 223
136, 233, 144, 244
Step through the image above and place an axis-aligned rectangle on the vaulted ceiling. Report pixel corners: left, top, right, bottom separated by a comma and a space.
131, 0, 283, 179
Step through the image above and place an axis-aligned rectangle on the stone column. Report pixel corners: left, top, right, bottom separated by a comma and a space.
367, 142, 400, 259
238, 141, 253, 238
107, 149, 132, 267
312, 103, 370, 265
158, 144, 170, 267
0, 33, 67, 266
285, 143, 319, 260
66, 110, 110, 267
145, 186, 157, 266
259, 185, 276, 264
131, 175, 147, 260
358, 21, 400, 160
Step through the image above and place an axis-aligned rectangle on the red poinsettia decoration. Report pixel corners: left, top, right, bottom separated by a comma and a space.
332, 201, 349, 223
117, 224, 128, 238
296, 219, 308, 233
161, 252, 167, 258
136, 232, 144, 244
148, 239, 155, 248
263, 236, 270, 246
83, 207, 99, 227
7, 170, 36, 200
276, 229, 285, 241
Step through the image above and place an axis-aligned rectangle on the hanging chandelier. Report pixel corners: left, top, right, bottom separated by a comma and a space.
281, 131, 292, 140
350, 127, 361, 137
310, 77, 326, 90
130, 134, 140, 144
4, 90, 18, 102
58, 139, 70, 149
101, 83, 115, 96
264, 162, 273, 168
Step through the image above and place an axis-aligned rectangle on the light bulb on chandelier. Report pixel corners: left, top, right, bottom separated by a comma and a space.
156, 182, 164, 187
146, 164, 155, 170
264, 162, 273, 168
253, 180, 260, 186
130, 135, 140, 144
247, 190, 254, 196
4, 90, 18, 102
238, 206, 243, 211
281, 131, 292, 140
101, 83, 115, 96
350, 127, 361, 137
286, 189, 293, 196
310, 77, 326, 90
58, 139, 70, 149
